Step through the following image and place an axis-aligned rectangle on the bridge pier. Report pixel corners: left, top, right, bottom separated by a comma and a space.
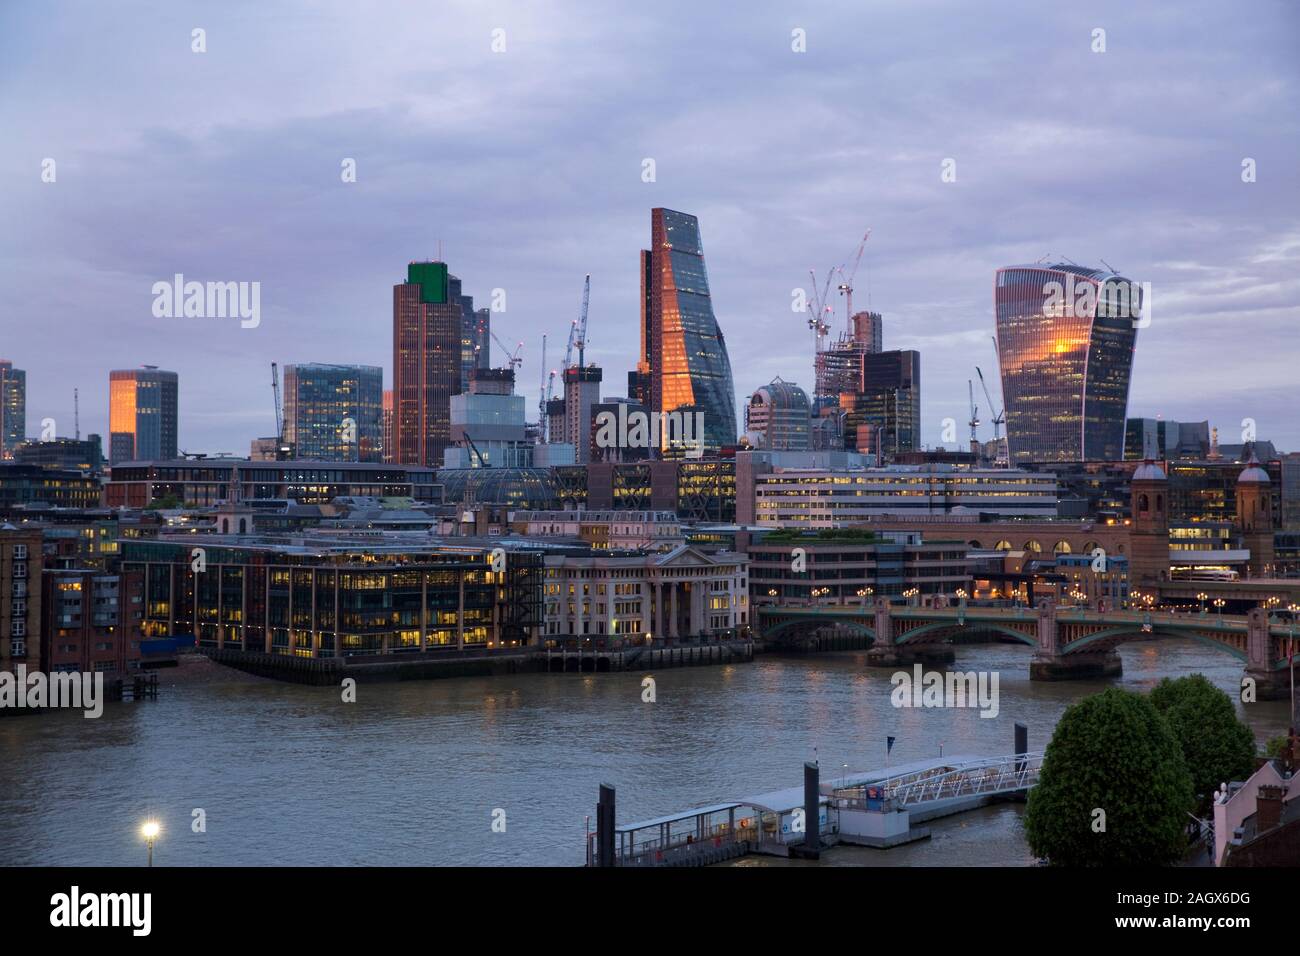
1245, 609, 1290, 700
1030, 652, 1122, 682
865, 644, 955, 667
864, 597, 954, 668
1028, 597, 1122, 682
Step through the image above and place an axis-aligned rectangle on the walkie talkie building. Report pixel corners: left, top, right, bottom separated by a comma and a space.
994, 263, 1141, 464
638, 208, 738, 455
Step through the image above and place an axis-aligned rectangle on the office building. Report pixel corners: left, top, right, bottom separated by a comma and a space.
638, 208, 738, 455
1125, 418, 1210, 461
749, 529, 969, 604
564, 365, 602, 464
445, 367, 533, 468
746, 378, 812, 451
0, 464, 102, 511
382, 389, 394, 464
108, 366, 179, 464
104, 459, 440, 508
591, 398, 649, 463
511, 510, 684, 552
282, 363, 383, 462
0, 361, 26, 459
452, 280, 490, 393
121, 535, 543, 655
13, 435, 103, 473
393, 262, 463, 468
841, 350, 920, 460
750, 465, 1058, 527
995, 263, 1139, 463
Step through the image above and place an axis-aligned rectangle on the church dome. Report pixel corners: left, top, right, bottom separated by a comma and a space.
1132, 459, 1166, 482
1238, 452, 1270, 484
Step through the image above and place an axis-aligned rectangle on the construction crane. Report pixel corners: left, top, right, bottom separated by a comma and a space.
489, 330, 523, 372
564, 274, 591, 370
836, 229, 871, 329
270, 362, 283, 444
537, 333, 548, 442
806, 267, 835, 351
967, 380, 980, 454
976, 364, 1005, 466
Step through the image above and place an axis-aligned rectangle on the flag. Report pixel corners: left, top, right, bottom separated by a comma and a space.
887, 736, 896, 754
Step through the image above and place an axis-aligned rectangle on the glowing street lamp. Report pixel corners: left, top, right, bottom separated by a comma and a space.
141, 820, 160, 867
1214, 598, 1226, 617
1196, 591, 1208, 614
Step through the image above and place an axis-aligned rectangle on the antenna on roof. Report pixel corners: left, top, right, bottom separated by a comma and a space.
1099, 257, 1118, 274
1059, 255, 1079, 267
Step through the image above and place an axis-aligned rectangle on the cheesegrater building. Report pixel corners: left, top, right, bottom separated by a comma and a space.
994, 263, 1140, 464
637, 208, 738, 456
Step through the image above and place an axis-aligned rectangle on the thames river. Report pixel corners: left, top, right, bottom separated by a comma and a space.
1, 639, 1291, 866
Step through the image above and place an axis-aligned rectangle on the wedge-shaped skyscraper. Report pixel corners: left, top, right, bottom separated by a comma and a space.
638, 208, 737, 455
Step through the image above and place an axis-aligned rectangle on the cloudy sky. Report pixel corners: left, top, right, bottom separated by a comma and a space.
2, 0, 1297, 455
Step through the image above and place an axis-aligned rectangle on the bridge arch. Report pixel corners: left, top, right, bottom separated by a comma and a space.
759, 615, 876, 644
1066, 625, 1248, 661
893, 619, 1036, 648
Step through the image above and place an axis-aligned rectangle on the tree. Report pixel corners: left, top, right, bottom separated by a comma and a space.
1149, 674, 1257, 812
1025, 687, 1193, 866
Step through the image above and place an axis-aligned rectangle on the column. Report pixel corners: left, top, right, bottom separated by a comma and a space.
457, 572, 465, 651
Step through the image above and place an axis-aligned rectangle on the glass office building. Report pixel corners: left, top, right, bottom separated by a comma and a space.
283, 364, 383, 462
0, 360, 26, 459
995, 264, 1139, 464
108, 367, 179, 464
639, 208, 738, 455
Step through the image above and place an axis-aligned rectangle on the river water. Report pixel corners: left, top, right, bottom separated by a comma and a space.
1, 639, 1291, 866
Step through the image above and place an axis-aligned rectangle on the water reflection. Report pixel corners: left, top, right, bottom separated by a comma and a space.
0, 638, 1289, 866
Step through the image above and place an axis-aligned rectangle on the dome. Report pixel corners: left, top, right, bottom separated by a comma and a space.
1132, 459, 1166, 482
1238, 452, 1270, 484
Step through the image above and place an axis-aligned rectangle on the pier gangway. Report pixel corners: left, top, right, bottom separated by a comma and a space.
833, 751, 1045, 808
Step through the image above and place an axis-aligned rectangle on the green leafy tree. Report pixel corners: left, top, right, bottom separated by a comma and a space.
1025, 687, 1193, 866
1149, 674, 1257, 811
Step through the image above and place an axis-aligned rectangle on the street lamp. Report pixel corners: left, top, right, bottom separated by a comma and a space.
1214, 598, 1226, 617
1197, 591, 1208, 614
141, 820, 160, 867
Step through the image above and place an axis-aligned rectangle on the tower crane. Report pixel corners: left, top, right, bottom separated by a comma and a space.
537, 333, 548, 442
967, 379, 980, 454
489, 330, 523, 372
806, 267, 835, 351
976, 364, 1006, 466
836, 229, 871, 328
270, 362, 282, 442
564, 274, 591, 370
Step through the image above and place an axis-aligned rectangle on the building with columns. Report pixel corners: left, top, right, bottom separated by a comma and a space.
542, 545, 748, 643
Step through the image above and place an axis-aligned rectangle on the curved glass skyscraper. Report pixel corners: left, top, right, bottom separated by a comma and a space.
995, 263, 1140, 463
638, 208, 737, 455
